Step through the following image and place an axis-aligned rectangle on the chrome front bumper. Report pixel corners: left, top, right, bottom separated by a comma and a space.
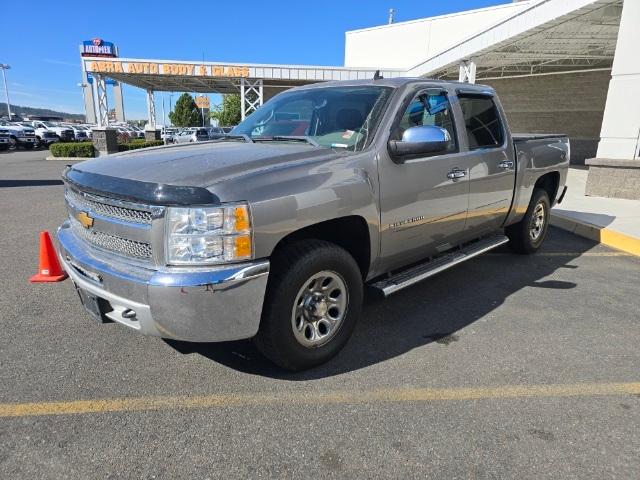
57, 221, 269, 342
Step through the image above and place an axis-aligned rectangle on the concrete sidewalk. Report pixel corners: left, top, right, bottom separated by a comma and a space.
551, 167, 640, 256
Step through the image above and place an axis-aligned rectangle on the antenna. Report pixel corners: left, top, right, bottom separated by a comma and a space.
373, 70, 383, 80
388, 8, 395, 24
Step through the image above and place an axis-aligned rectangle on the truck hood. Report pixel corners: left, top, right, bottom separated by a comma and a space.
2, 125, 33, 134
75, 141, 339, 188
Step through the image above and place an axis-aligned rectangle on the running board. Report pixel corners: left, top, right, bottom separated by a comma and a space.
370, 234, 510, 297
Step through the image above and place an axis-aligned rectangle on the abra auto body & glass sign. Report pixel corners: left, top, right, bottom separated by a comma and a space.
81, 38, 117, 58
86, 60, 250, 78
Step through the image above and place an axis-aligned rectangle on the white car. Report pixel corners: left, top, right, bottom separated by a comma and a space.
29, 121, 75, 142
0, 120, 37, 149
173, 128, 209, 144
62, 124, 89, 142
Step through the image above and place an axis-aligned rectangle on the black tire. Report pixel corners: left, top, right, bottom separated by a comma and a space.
506, 188, 551, 254
255, 240, 363, 371
0, 144, 9, 151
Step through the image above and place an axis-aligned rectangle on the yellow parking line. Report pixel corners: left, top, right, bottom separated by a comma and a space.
487, 252, 632, 257
1, 382, 639, 418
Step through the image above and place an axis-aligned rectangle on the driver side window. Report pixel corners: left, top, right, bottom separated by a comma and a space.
396, 91, 457, 153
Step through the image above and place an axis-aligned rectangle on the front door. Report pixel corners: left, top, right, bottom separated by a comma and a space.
378, 87, 474, 272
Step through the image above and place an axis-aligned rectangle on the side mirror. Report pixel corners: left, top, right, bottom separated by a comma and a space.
388, 125, 450, 158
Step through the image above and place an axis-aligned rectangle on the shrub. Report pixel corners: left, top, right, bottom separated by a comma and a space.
50, 142, 95, 158
117, 140, 164, 152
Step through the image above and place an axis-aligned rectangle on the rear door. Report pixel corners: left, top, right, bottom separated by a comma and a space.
456, 92, 516, 234
378, 86, 474, 271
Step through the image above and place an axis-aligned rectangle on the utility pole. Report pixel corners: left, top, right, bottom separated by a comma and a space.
388, 8, 395, 24
0, 64, 12, 119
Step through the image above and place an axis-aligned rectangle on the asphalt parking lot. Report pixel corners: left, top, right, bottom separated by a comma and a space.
1, 149, 639, 479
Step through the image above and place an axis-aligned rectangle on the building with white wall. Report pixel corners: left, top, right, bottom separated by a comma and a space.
343, 0, 637, 199
81, 0, 637, 198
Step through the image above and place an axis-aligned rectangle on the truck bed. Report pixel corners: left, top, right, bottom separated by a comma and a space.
512, 133, 566, 142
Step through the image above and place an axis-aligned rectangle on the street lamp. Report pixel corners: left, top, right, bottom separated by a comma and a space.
0, 64, 11, 119
77, 82, 88, 123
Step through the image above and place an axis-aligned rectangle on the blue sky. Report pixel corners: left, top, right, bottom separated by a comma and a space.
2, 0, 506, 120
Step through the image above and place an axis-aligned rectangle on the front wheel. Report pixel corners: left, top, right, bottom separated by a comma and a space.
255, 240, 363, 371
506, 188, 551, 254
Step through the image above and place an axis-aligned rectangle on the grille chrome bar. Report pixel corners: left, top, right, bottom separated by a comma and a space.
69, 215, 153, 260
66, 188, 153, 225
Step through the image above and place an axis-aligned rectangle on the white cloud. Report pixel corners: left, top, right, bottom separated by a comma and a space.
43, 59, 79, 68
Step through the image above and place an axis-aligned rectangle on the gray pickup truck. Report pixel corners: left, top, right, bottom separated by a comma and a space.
57, 78, 569, 370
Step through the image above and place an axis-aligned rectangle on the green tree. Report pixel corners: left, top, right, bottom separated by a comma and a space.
169, 93, 201, 127
209, 94, 242, 127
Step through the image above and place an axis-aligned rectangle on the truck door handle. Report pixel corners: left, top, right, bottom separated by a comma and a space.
498, 161, 514, 169
447, 169, 466, 180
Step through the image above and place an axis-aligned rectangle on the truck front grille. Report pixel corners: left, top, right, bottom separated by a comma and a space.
69, 215, 153, 260
65, 188, 158, 262
66, 188, 153, 225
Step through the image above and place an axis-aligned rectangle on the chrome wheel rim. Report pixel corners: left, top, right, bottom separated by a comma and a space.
291, 270, 348, 348
530, 202, 546, 241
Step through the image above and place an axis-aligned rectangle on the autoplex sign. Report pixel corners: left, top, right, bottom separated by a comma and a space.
81, 38, 117, 58
86, 60, 250, 78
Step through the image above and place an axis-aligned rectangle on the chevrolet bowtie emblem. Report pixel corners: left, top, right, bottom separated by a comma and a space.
76, 211, 94, 229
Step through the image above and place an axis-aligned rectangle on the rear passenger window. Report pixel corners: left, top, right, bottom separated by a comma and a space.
458, 95, 504, 149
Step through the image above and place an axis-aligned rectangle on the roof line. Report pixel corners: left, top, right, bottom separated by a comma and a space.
344, 1, 532, 35
406, 0, 613, 75
81, 57, 406, 72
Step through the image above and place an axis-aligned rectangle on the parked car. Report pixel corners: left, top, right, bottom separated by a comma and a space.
173, 128, 209, 143
16, 122, 58, 147
62, 124, 89, 142
29, 121, 75, 143
161, 127, 178, 143
0, 127, 10, 150
207, 126, 226, 140
0, 120, 36, 149
57, 78, 569, 371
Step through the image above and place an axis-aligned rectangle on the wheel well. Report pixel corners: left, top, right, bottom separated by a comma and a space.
272, 216, 371, 279
534, 172, 560, 204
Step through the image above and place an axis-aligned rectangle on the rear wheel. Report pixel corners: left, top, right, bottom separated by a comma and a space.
506, 188, 550, 254
255, 240, 363, 371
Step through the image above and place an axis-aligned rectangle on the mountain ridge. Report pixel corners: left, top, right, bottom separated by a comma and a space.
0, 102, 84, 121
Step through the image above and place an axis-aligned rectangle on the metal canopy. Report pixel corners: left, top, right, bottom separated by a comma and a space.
82, 58, 404, 94
408, 0, 622, 80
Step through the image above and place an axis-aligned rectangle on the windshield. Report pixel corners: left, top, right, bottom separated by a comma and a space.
232, 85, 393, 151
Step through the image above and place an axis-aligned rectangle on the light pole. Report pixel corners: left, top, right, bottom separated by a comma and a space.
77, 82, 88, 123
0, 64, 12, 119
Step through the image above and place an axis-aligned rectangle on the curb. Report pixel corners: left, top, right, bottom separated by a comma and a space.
550, 211, 640, 256
45, 156, 91, 161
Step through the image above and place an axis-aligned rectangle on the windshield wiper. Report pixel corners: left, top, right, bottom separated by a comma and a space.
254, 135, 321, 147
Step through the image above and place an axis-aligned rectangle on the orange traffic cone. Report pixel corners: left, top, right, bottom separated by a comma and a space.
29, 231, 68, 283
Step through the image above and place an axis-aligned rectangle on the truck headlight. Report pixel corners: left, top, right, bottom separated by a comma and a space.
165, 203, 252, 265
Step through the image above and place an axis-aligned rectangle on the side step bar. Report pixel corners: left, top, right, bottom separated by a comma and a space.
370, 234, 510, 297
